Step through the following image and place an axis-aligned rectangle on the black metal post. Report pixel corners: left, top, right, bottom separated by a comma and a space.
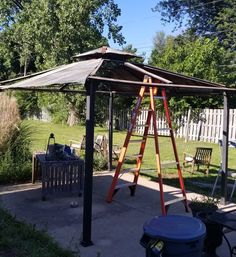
81, 82, 96, 246
108, 92, 114, 171
221, 92, 229, 204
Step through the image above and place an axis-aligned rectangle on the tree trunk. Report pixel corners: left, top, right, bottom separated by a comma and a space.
67, 107, 78, 126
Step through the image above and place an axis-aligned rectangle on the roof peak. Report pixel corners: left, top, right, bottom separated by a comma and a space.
73, 46, 141, 61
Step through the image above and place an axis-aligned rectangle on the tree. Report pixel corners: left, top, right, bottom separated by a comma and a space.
0, 0, 125, 75
0, 0, 126, 124
122, 44, 145, 63
215, 2, 236, 49
152, 0, 235, 42
152, 0, 236, 77
149, 32, 235, 109
14, 91, 41, 119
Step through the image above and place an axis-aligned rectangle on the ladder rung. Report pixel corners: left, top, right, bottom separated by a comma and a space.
157, 128, 171, 131
161, 161, 179, 168
141, 169, 156, 172
135, 124, 149, 127
125, 154, 143, 158
115, 182, 136, 190
122, 168, 139, 173
164, 196, 187, 206
154, 96, 166, 99
146, 134, 171, 138
159, 135, 171, 138
131, 134, 147, 138
146, 134, 154, 138
130, 139, 146, 143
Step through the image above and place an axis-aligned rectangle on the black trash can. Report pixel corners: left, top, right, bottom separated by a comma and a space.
140, 215, 206, 257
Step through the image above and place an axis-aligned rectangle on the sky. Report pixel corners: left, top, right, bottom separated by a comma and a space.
109, 0, 183, 60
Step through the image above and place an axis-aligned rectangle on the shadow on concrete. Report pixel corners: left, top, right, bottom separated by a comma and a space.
0, 172, 234, 257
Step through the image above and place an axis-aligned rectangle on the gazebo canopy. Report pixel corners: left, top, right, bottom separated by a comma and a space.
1, 46, 236, 247
1, 46, 235, 96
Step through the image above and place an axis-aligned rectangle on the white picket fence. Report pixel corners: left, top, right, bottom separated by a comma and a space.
116, 108, 236, 143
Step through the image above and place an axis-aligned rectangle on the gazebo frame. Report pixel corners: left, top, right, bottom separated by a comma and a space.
0, 46, 235, 246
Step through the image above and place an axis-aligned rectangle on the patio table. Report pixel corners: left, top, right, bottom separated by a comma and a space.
32, 153, 84, 200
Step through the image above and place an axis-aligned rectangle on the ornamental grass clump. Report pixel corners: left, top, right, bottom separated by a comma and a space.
0, 94, 20, 153
0, 93, 32, 183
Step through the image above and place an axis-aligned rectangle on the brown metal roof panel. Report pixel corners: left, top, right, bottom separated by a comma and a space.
89, 76, 236, 96
135, 63, 225, 88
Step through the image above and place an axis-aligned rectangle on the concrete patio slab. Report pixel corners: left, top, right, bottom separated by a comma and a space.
0, 171, 236, 257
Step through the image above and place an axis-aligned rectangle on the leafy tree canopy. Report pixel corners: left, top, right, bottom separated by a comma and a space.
149, 32, 235, 108
152, 1, 236, 108
0, 0, 125, 77
152, 0, 235, 47
0, 0, 126, 125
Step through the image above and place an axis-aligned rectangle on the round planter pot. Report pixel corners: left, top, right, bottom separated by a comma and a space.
189, 203, 218, 217
196, 211, 223, 257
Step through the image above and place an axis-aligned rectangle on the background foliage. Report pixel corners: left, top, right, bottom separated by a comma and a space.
151, 0, 236, 111
0, 0, 126, 125
2, 1, 234, 124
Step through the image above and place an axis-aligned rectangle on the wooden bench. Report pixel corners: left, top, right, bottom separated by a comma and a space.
183, 147, 213, 175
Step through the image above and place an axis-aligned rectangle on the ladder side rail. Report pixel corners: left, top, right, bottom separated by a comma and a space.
149, 84, 166, 216
133, 103, 153, 185
118, 86, 146, 162
161, 88, 188, 209
106, 85, 147, 202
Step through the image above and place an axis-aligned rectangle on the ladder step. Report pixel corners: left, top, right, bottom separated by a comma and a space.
141, 169, 156, 172
130, 139, 146, 143
154, 96, 167, 100
146, 134, 171, 138
135, 124, 149, 127
122, 168, 139, 173
135, 126, 171, 131
161, 161, 179, 168
157, 128, 171, 131
115, 182, 136, 190
131, 134, 146, 138
146, 134, 155, 138
125, 154, 143, 158
164, 196, 187, 206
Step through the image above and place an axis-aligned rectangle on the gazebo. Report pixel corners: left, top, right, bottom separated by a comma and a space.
1, 46, 236, 246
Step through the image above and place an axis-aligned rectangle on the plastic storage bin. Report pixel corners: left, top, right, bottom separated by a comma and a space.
140, 215, 206, 257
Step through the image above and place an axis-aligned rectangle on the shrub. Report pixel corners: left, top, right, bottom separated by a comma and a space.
93, 153, 108, 171
188, 196, 219, 217
0, 94, 32, 183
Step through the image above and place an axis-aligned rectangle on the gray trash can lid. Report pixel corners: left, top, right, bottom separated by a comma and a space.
143, 215, 206, 242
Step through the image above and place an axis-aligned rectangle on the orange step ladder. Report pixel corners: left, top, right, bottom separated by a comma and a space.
106, 76, 188, 215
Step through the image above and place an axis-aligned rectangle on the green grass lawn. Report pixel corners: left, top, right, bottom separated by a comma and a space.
0, 208, 75, 257
1, 120, 235, 257
112, 129, 236, 197
25, 119, 236, 197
